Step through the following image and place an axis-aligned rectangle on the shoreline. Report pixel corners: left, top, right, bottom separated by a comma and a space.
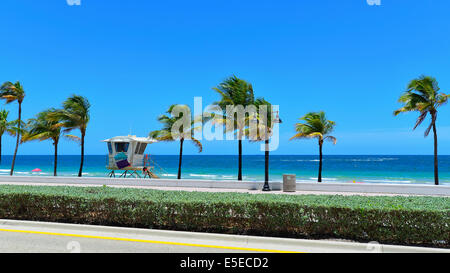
0, 173, 449, 186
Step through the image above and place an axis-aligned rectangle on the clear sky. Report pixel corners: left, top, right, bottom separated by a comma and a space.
1, 0, 449, 155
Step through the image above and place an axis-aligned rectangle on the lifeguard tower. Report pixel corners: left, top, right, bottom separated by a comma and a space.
103, 135, 159, 178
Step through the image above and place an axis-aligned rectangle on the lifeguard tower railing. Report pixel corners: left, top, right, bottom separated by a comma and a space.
105, 154, 166, 178
105, 154, 146, 168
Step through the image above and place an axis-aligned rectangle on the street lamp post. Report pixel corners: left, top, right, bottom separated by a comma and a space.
262, 110, 281, 192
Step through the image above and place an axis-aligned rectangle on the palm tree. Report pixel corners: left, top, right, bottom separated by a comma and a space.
22, 109, 64, 176
212, 75, 255, 181
49, 95, 90, 177
149, 104, 202, 179
0, 81, 25, 175
251, 98, 281, 190
0, 110, 13, 163
290, 111, 336, 182
394, 75, 449, 185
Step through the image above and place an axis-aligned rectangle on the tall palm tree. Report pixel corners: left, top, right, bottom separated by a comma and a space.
49, 95, 90, 177
290, 111, 336, 182
0, 81, 25, 175
0, 110, 13, 163
149, 104, 202, 179
394, 75, 449, 185
251, 98, 281, 190
22, 109, 64, 176
212, 75, 255, 181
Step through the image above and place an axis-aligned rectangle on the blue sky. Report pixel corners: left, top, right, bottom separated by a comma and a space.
0, 0, 449, 155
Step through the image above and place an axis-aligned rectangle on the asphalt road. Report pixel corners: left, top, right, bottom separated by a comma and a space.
0, 222, 255, 253
0, 220, 448, 253
0, 230, 242, 253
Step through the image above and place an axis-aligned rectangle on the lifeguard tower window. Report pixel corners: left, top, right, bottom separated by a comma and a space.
107, 142, 113, 154
135, 143, 147, 154
115, 142, 129, 153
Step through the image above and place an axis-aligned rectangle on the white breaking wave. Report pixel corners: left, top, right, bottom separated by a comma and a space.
347, 158, 399, 162
70, 172, 90, 176
309, 177, 338, 181
221, 175, 235, 180
189, 174, 218, 178
161, 174, 177, 177
300, 159, 320, 162
281, 158, 400, 162
281, 159, 320, 162
362, 179, 413, 183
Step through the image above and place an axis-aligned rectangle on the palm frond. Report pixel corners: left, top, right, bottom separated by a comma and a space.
325, 136, 337, 144
413, 111, 428, 130
190, 137, 203, 153
48, 95, 90, 135
65, 134, 81, 143
424, 112, 437, 137
150, 104, 201, 145
22, 109, 63, 144
209, 75, 255, 135
0, 81, 25, 103
289, 132, 310, 140
395, 75, 446, 138
290, 111, 335, 144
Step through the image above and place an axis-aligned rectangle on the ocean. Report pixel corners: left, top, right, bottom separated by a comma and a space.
0, 155, 449, 185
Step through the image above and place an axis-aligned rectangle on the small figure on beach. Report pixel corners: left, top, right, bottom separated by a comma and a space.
143, 167, 152, 178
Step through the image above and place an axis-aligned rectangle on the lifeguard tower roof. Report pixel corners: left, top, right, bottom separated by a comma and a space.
102, 135, 157, 143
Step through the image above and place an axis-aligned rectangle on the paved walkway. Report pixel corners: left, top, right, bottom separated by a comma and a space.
2, 176, 448, 196
113, 185, 416, 196
0, 181, 421, 197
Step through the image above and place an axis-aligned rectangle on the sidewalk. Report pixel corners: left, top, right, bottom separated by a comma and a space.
0, 181, 417, 196
1, 176, 449, 196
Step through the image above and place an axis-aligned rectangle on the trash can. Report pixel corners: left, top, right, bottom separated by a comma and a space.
283, 174, 296, 192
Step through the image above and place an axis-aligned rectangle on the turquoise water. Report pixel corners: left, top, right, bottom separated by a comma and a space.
0, 155, 449, 185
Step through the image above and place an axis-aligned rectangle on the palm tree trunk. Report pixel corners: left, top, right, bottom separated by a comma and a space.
177, 138, 184, 179
0, 135, 2, 164
54, 139, 58, 176
433, 123, 439, 185
318, 141, 323, 183
10, 102, 21, 176
78, 132, 85, 177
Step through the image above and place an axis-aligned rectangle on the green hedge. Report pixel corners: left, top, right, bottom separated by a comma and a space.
0, 185, 448, 248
